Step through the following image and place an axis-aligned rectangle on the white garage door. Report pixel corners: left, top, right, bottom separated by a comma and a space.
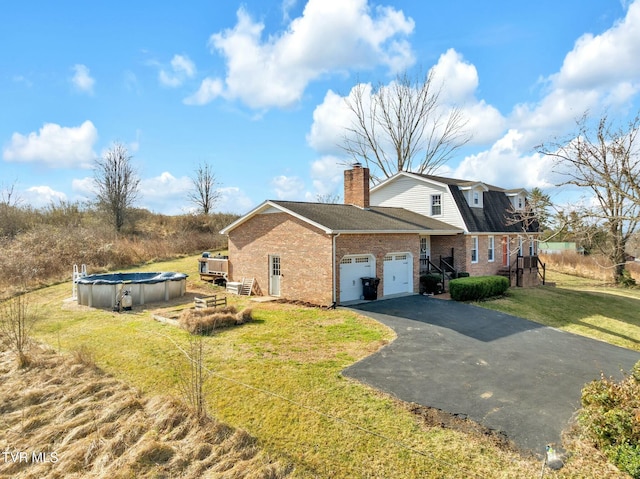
339, 255, 374, 302
383, 253, 413, 296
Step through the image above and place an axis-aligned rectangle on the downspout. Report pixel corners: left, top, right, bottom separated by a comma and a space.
332, 232, 341, 307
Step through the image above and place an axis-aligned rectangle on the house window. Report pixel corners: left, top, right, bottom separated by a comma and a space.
431, 194, 442, 216
473, 191, 479, 206
471, 236, 478, 263
529, 236, 535, 256
488, 236, 495, 262
420, 237, 428, 259
518, 196, 523, 209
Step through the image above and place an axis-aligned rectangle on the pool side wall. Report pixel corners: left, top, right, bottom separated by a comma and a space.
77, 278, 186, 308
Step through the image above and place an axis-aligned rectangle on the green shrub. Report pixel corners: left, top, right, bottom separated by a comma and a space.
620, 269, 638, 288
608, 443, 640, 478
448, 275, 509, 301
578, 361, 640, 478
419, 274, 443, 294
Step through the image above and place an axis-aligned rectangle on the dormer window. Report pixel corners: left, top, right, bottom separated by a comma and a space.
506, 191, 527, 211
473, 192, 479, 206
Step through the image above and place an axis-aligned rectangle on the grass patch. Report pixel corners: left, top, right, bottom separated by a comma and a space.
479, 270, 640, 352
20, 256, 634, 477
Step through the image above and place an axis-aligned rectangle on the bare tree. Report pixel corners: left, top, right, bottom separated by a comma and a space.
316, 193, 341, 204
537, 113, 640, 284
187, 162, 220, 215
340, 70, 471, 183
94, 142, 140, 232
0, 180, 26, 238
0, 294, 38, 367
177, 332, 207, 418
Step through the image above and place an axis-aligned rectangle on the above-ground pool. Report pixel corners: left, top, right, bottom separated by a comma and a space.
75, 272, 188, 309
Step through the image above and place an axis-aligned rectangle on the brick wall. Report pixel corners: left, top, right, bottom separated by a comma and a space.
430, 234, 466, 272
430, 233, 540, 279
335, 234, 420, 302
228, 212, 334, 305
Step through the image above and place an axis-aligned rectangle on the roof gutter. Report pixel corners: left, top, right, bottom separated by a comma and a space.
332, 232, 341, 306
331, 229, 463, 235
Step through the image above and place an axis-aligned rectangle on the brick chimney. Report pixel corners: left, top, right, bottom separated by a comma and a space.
344, 163, 370, 208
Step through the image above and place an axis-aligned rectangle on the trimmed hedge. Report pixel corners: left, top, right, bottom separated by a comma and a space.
449, 275, 509, 301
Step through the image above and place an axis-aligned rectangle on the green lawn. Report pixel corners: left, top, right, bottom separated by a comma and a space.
479, 270, 640, 352
22, 258, 636, 478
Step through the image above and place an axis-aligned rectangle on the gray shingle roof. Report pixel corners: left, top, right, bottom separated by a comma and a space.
415, 173, 506, 191
271, 201, 461, 233
448, 186, 538, 233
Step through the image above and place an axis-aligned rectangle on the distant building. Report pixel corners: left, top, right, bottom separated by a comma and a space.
539, 242, 584, 255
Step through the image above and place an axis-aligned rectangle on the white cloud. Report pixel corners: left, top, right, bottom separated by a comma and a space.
136, 172, 192, 214
183, 78, 224, 105
72, 176, 96, 197
307, 49, 507, 161
197, 0, 415, 109
3, 121, 98, 168
71, 64, 95, 94
306, 88, 356, 154
216, 186, 254, 214
555, 1, 640, 93
282, 0, 297, 22
138, 173, 254, 214
453, 129, 554, 190
271, 175, 306, 199
309, 155, 345, 197
430, 49, 478, 103
450, 0, 640, 193
159, 54, 196, 88
23, 186, 67, 208
140, 172, 192, 200
509, 0, 640, 140
429, 49, 506, 145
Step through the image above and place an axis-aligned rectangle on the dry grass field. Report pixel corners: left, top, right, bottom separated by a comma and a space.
0, 345, 290, 479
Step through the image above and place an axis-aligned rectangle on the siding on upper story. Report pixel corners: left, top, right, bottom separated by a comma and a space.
370, 175, 467, 231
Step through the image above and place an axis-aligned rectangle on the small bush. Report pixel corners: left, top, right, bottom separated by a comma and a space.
620, 269, 637, 288
578, 361, 640, 478
449, 275, 509, 301
420, 274, 443, 294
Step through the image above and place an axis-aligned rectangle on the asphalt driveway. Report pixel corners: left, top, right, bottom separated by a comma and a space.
343, 295, 640, 455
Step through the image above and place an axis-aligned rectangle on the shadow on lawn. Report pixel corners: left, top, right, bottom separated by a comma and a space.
518, 286, 640, 350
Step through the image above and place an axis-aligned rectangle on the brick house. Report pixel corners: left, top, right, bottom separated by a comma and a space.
370, 171, 541, 285
220, 164, 540, 306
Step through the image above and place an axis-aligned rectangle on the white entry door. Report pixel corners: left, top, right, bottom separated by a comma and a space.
383, 253, 413, 296
339, 255, 374, 302
269, 255, 281, 296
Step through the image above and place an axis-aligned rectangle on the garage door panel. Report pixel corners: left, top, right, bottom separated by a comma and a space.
383, 253, 412, 296
340, 255, 373, 302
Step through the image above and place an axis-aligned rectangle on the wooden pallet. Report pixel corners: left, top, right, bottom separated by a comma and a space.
194, 295, 227, 309
226, 277, 255, 296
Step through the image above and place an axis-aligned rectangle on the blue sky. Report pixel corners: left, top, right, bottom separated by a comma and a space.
2, 0, 639, 214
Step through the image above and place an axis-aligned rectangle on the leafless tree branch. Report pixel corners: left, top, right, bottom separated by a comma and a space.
340, 70, 471, 184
